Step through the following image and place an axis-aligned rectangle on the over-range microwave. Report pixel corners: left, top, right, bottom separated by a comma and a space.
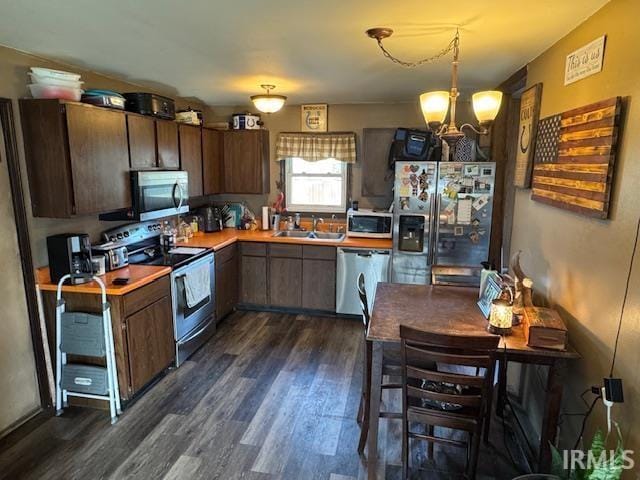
100, 170, 189, 221
346, 208, 393, 239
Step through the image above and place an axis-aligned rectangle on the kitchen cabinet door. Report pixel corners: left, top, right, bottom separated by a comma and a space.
179, 124, 203, 197
127, 114, 156, 169
223, 130, 270, 194
203, 128, 224, 195
125, 295, 175, 393
269, 257, 302, 308
65, 103, 131, 215
215, 244, 238, 320
302, 259, 336, 311
240, 255, 268, 305
156, 119, 180, 169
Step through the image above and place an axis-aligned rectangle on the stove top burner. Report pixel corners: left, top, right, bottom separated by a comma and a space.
127, 244, 210, 269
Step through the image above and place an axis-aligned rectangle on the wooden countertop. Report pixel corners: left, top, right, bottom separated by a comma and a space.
179, 229, 393, 251
36, 265, 171, 296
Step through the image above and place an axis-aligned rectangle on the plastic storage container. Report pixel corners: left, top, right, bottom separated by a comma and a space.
30, 67, 82, 81
60, 312, 106, 357
28, 84, 83, 101
62, 364, 109, 395
28, 72, 83, 88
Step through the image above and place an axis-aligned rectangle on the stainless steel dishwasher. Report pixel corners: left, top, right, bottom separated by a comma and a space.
336, 248, 391, 315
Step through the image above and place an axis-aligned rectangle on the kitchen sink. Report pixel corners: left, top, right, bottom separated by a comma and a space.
271, 231, 345, 242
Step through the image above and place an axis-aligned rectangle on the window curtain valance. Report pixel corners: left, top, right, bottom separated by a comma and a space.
276, 132, 356, 163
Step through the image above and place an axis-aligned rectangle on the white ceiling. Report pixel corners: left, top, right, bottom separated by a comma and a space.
0, 0, 608, 106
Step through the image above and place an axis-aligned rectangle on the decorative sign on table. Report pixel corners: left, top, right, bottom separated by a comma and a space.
301, 104, 328, 132
531, 97, 622, 219
514, 83, 542, 188
564, 35, 606, 85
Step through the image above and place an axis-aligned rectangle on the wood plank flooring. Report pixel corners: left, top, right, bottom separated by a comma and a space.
0, 311, 519, 479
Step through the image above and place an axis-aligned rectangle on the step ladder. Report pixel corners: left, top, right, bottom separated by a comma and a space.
55, 274, 121, 424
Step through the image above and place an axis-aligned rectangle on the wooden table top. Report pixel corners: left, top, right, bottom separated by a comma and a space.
368, 283, 580, 360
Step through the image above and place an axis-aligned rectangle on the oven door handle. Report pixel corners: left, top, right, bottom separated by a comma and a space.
177, 317, 215, 346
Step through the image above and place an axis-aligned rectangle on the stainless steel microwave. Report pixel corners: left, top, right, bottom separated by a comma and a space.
346, 208, 393, 238
100, 170, 189, 221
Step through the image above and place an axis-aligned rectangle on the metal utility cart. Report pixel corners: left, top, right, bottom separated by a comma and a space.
55, 274, 121, 423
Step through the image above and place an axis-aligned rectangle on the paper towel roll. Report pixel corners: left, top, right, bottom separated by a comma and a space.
262, 206, 270, 230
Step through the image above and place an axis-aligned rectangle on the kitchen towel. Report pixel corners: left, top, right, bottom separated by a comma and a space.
184, 264, 210, 308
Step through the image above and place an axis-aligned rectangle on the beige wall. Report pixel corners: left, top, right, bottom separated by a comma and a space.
0, 124, 40, 433
511, 0, 640, 451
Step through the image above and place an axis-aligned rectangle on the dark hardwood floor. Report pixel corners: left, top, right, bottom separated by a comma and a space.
0, 311, 519, 479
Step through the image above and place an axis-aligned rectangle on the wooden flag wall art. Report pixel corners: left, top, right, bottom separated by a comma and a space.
530, 97, 622, 219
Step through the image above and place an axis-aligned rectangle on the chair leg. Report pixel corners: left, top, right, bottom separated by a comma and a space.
357, 340, 373, 454
402, 422, 409, 480
484, 361, 496, 444
466, 427, 482, 480
427, 424, 434, 459
357, 394, 363, 425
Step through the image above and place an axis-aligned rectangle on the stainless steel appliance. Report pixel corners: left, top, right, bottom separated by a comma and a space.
392, 160, 496, 285
91, 244, 129, 271
46, 233, 93, 284
346, 208, 393, 239
200, 206, 223, 232
336, 247, 391, 315
101, 222, 215, 366
99, 170, 189, 221
123, 92, 176, 120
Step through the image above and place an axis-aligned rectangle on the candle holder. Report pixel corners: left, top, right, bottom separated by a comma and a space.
488, 298, 513, 336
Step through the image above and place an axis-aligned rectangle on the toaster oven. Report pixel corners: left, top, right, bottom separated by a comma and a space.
346, 208, 393, 239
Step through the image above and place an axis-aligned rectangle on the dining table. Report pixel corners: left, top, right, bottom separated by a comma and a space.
366, 282, 581, 478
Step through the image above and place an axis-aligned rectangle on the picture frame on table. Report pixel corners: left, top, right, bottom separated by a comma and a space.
477, 272, 503, 318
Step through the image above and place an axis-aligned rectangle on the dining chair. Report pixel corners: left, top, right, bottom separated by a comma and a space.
399, 324, 499, 480
356, 272, 402, 454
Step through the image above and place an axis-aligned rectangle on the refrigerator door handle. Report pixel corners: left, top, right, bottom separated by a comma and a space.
430, 193, 442, 265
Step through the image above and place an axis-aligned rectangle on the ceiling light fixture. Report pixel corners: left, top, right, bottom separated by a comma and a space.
250, 84, 287, 114
366, 28, 502, 148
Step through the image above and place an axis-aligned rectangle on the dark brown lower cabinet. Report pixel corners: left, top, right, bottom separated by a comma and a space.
215, 244, 239, 320
125, 295, 175, 392
238, 242, 336, 312
240, 252, 268, 306
302, 258, 336, 311
269, 257, 302, 308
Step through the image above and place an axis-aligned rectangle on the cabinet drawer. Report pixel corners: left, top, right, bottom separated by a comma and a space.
240, 242, 267, 256
123, 275, 171, 317
216, 243, 237, 265
303, 245, 336, 260
269, 243, 302, 258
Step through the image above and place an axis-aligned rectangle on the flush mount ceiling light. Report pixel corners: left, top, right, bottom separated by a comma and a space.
366, 28, 502, 148
250, 84, 287, 114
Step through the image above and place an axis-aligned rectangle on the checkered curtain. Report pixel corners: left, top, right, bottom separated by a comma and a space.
276, 133, 356, 163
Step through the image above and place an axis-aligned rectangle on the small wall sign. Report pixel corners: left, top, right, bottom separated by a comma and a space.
514, 83, 542, 188
564, 35, 606, 85
301, 104, 328, 132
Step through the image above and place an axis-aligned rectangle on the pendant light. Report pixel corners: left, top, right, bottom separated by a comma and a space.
366, 28, 503, 147
250, 84, 287, 114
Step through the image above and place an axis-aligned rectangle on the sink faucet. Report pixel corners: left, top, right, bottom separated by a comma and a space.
312, 215, 324, 233
329, 214, 336, 232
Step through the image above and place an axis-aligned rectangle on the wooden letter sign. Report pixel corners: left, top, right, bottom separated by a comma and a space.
530, 97, 621, 219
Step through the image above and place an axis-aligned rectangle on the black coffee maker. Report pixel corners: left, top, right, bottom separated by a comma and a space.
46, 233, 93, 284
199, 206, 223, 232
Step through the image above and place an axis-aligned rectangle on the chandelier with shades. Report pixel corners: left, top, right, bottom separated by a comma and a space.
365, 28, 503, 147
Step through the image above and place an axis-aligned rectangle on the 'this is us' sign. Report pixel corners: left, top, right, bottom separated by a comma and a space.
564, 35, 606, 85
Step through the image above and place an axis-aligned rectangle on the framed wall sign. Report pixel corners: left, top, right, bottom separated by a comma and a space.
514, 83, 542, 188
301, 104, 327, 132
564, 35, 606, 85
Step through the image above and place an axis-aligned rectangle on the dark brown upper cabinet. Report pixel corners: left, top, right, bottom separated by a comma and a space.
127, 114, 179, 170
178, 124, 203, 197
20, 99, 131, 218
223, 130, 270, 194
202, 128, 224, 195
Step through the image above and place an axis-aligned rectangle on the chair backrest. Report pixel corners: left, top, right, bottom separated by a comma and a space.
431, 265, 481, 287
357, 272, 369, 330
399, 324, 499, 419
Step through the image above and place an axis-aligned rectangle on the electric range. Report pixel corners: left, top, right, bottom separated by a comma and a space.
99, 221, 216, 366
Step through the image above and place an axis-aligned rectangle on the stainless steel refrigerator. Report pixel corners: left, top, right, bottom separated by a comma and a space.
392, 160, 496, 285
